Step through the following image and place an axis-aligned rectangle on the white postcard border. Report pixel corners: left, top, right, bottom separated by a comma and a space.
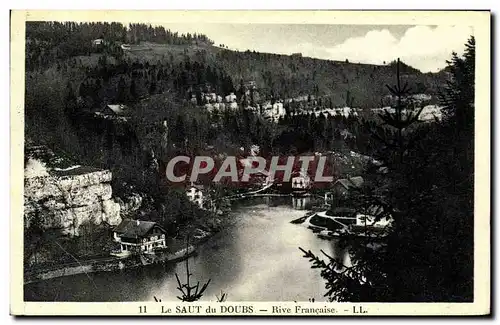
10, 10, 491, 316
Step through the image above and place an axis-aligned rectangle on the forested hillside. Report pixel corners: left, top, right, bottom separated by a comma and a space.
26, 21, 213, 70
25, 21, 449, 190
26, 21, 446, 108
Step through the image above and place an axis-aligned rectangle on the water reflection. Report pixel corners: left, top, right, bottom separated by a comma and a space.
292, 196, 311, 210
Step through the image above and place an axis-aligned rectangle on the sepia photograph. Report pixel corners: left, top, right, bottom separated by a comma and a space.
10, 10, 490, 316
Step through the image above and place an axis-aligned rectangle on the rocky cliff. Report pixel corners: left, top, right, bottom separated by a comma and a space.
24, 144, 121, 236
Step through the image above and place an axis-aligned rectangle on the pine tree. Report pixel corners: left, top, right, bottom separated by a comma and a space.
439, 36, 475, 134
300, 40, 475, 302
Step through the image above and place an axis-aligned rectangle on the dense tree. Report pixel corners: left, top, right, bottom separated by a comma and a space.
301, 37, 475, 302
26, 21, 214, 71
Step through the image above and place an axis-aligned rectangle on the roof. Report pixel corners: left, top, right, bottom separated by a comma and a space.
113, 219, 165, 238
334, 176, 364, 190
105, 104, 130, 116
291, 170, 310, 179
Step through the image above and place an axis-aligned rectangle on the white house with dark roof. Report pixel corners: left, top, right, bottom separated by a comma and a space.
291, 169, 311, 191
112, 219, 167, 256
186, 184, 205, 208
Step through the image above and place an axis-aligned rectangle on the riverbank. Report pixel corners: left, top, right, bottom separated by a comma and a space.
24, 225, 218, 285
25, 199, 333, 302
24, 195, 315, 285
24, 243, 200, 284
24, 201, 227, 285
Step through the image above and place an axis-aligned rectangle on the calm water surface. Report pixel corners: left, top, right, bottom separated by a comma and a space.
24, 197, 350, 302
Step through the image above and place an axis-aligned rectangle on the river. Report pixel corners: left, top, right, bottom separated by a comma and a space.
24, 196, 351, 302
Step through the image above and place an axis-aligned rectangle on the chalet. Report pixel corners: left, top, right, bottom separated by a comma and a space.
332, 176, 364, 196
112, 219, 167, 256
186, 184, 205, 208
120, 44, 131, 50
102, 104, 131, 117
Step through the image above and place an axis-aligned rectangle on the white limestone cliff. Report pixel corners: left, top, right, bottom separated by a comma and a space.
24, 147, 122, 236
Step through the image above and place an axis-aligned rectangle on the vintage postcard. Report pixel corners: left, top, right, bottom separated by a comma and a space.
10, 10, 490, 316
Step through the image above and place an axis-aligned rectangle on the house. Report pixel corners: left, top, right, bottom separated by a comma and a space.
112, 219, 167, 256
340, 129, 355, 140
208, 93, 217, 102
324, 192, 334, 204
273, 102, 285, 116
204, 103, 214, 113
92, 39, 104, 46
225, 92, 237, 103
186, 184, 205, 208
262, 101, 286, 122
356, 214, 392, 228
203, 93, 218, 103
332, 176, 364, 196
102, 104, 131, 117
120, 44, 131, 50
419, 105, 443, 122
245, 81, 256, 89
291, 169, 311, 190
190, 95, 198, 104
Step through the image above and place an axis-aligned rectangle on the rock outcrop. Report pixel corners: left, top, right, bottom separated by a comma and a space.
24, 144, 121, 236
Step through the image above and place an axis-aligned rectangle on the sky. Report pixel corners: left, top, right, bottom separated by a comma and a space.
160, 23, 473, 73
